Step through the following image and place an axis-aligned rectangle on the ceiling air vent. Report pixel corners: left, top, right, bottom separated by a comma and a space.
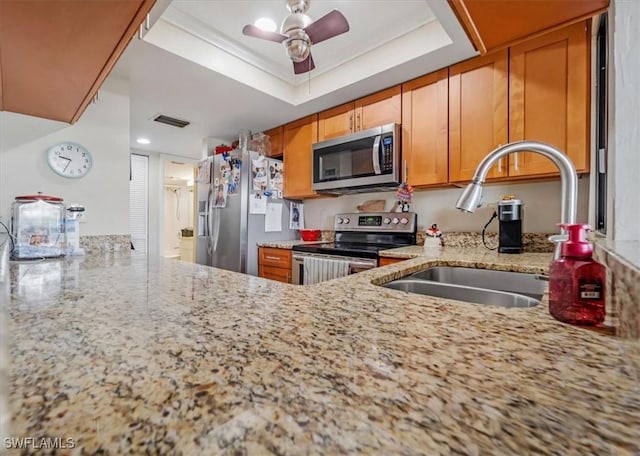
153, 114, 190, 128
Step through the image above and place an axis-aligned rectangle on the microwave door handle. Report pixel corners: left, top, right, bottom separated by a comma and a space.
372, 135, 382, 174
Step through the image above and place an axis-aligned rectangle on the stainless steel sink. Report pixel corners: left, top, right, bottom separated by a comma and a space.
409, 267, 546, 300
382, 266, 546, 308
384, 279, 540, 308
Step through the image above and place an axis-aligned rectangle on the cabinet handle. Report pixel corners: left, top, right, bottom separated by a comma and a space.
403, 159, 408, 183
145, 13, 150, 30
498, 158, 502, 173
265, 255, 281, 261
356, 113, 361, 131
514, 152, 520, 171
349, 114, 353, 133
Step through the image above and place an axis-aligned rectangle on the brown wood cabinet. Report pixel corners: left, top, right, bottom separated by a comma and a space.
379, 257, 407, 266
283, 114, 318, 199
508, 21, 590, 176
263, 126, 284, 158
449, 50, 509, 183
449, 0, 607, 54
258, 247, 292, 283
0, 0, 155, 123
317, 86, 402, 141
450, 22, 590, 183
401, 69, 449, 188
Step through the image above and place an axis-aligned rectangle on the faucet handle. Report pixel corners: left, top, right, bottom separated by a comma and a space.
548, 234, 568, 243
548, 234, 568, 260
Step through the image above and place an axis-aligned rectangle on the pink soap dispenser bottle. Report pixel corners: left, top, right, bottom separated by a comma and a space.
549, 223, 606, 326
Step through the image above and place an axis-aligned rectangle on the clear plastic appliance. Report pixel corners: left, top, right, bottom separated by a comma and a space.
11, 194, 66, 260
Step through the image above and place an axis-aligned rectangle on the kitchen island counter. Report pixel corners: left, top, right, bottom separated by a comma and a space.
4, 249, 639, 454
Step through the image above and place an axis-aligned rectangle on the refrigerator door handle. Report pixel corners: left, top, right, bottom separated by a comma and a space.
212, 207, 221, 252
206, 186, 213, 254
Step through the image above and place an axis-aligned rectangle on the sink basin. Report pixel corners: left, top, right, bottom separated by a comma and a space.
409, 267, 546, 300
383, 279, 540, 308
381, 266, 547, 308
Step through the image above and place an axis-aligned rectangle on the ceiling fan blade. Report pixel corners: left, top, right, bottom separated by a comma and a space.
293, 53, 315, 74
242, 24, 287, 43
304, 9, 349, 45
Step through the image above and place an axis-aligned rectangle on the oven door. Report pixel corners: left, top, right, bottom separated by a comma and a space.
292, 252, 377, 285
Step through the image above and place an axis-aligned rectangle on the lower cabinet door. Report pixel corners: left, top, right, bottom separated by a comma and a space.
379, 257, 407, 266
258, 265, 291, 283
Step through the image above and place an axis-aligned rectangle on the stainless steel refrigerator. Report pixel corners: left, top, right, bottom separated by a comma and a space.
195, 148, 296, 275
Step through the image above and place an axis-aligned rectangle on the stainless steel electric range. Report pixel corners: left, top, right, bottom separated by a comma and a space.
292, 212, 417, 284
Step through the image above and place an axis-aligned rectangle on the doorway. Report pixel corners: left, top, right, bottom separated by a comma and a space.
162, 160, 197, 262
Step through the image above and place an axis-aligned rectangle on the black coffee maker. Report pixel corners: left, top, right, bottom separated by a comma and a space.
498, 198, 523, 253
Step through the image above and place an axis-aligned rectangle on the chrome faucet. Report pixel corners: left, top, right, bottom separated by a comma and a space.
455, 141, 578, 259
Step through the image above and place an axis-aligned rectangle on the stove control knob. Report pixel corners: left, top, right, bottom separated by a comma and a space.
342, 218, 350, 224
391, 217, 399, 224
400, 217, 409, 225
383, 217, 391, 224
336, 217, 343, 224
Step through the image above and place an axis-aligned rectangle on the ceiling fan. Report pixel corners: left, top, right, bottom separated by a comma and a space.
242, 0, 350, 74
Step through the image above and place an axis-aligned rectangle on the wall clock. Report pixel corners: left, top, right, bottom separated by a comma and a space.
46, 142, 93, 178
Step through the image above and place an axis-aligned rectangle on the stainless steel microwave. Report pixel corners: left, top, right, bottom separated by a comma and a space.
312, 123, 401, 193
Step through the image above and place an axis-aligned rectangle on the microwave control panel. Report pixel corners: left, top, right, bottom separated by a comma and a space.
382, 136, 393, 173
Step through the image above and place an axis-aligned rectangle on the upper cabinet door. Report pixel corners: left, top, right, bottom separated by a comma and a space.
508, 21, 590, 177
263, 126, 284, 158
283, 114, 318, 199
401, 69, 449, 187
449, 50, 509, 183
354, 86, 402, 132
317, 102, 355, 141
317, 86, 401, 142
450, 0, 608, 54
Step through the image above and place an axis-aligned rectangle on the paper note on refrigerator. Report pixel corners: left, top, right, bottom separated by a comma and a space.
265, 203, 283, 232
290, 202, 304, 229
249, 192, 267, 214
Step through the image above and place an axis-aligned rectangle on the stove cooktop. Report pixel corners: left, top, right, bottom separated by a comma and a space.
292, 212, 417, 259
292, 242, 399, 259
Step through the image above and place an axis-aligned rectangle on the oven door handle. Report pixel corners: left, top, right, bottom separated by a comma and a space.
293, 253, 376, 269
372, 135, 382, 175
348, 259, 378, 269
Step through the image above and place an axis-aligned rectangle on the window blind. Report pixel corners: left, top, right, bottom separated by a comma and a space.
129, 154, 149, 253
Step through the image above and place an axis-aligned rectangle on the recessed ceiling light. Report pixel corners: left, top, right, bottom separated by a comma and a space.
136, 138, 151, 145
254, 17, 276, 32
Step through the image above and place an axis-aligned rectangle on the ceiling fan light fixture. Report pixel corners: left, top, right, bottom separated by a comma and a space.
285, 29, 310, 62
242, 1, 349, 75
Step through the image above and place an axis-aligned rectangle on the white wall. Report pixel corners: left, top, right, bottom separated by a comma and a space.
303, 178, 590, 233
609, 0, 640, 240
0, 77, 131, 236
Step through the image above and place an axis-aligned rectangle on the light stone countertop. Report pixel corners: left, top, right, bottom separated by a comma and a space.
4, 248, 640, 454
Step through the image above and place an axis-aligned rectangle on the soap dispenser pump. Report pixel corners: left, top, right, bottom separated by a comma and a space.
548, 223, 606, 326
